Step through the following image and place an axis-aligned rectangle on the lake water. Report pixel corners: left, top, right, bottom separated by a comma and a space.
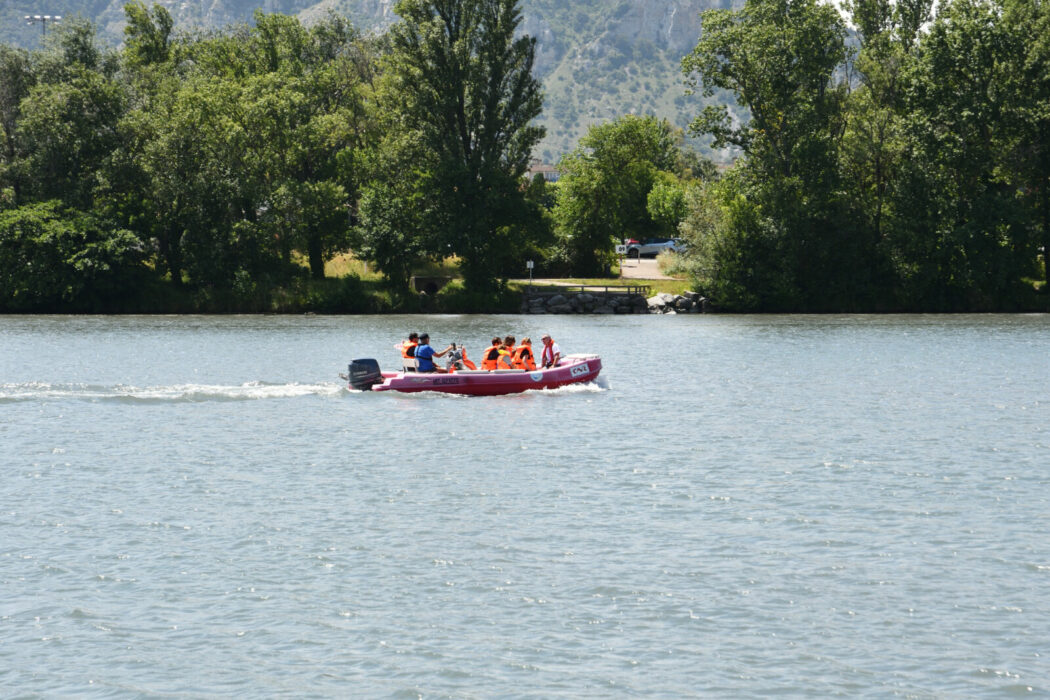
2, 314, 1049, 696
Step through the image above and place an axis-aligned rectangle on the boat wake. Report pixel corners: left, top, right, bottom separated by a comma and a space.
0, 381, 345, 403
539, 375, 610, 395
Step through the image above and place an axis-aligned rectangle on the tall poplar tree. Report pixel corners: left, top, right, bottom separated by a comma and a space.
386, 0, 544, 291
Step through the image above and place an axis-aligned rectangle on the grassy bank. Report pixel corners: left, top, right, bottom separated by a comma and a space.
102, 253, 686, 314
1, 250, 692, 314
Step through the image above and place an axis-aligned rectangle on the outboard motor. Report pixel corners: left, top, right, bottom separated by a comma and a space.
348, 358, 382, 391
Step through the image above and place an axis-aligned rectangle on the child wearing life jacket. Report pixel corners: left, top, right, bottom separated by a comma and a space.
395, 332, 419, 371
499, 335, 517, 369
481, 337, 503, 370
511, 337, 537, 370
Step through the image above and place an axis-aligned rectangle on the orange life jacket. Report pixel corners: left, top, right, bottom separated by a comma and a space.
400, 341, 417, 359
481, 345, 501, 371
512, 345, 536, 370
499, 346, 515, 369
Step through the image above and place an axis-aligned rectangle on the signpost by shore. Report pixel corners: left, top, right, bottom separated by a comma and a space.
615, 244, 627, 278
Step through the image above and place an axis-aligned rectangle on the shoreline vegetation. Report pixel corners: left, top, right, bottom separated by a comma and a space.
0, 253, 693, 315
2, 0, 1049, 314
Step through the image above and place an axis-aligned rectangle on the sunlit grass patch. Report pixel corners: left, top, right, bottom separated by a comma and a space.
323, 252, 382, 280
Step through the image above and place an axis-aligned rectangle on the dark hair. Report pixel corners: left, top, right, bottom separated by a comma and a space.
491, 337, 501, 345
419, 333, 429, 341
408, 332, 419, 340
504, 335, 515, 345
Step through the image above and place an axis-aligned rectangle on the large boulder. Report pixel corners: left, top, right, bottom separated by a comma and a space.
546, 294, 567, 307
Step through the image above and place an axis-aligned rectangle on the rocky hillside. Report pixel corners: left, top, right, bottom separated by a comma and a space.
2, 0, 740, 160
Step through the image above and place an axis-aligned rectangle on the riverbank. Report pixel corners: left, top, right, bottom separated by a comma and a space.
5, 264, 1049, 314
0, 267, 694, 315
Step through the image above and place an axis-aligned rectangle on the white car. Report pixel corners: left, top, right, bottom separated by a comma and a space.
624, 238, 686, 258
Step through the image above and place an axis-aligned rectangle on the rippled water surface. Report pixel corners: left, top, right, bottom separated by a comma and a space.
2, 314, 1049, 696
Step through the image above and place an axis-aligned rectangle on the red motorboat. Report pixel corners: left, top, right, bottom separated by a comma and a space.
346, 354, 602, 396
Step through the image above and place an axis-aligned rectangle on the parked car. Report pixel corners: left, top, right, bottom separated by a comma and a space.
624, 237, 685, 258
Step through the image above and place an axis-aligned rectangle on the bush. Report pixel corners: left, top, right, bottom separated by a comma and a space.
302, 275, 375, 313
0, 200, 146, 311
435, 280, 520, 313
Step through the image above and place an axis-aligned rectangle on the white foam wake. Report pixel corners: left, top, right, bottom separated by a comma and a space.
540, 376, 610, 395
0, 381, 345, 403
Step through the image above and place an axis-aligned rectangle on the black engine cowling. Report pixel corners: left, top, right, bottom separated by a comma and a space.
348, 358, 382, 391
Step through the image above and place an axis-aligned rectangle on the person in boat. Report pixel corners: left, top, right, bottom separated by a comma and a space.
414, 333, 453, 373
512, 337, 537, 370
540, 333, 561, 368
445, 343, 477, 372
395, 332, 419, 371
480, 337, 504, 371
499, 335, 517, 369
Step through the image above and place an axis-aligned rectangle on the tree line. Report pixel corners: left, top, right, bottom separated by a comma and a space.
0, 0, 715, 313
1, 0, 1047, 313
0, 0, 560, 311
679, 0, 1050, 311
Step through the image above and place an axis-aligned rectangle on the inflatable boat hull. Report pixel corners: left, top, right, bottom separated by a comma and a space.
366, 354, 602, 396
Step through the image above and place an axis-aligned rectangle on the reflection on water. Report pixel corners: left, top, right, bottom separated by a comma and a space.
1, 314, 1049, 695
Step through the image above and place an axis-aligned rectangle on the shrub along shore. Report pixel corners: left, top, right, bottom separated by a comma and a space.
0, 273, 697, 315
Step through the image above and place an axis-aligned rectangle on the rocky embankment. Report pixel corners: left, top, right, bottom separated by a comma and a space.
522, 291, 713, 314
644, 291, 714, 314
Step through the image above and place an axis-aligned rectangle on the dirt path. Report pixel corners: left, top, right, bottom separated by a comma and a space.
511, 258, 679, 286
617, 258, 676, 280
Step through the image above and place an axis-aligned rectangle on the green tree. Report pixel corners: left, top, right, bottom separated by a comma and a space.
647, 172, 689, 239
110, 10, 372, 288
676, 172, 758, 308
386, 0, 545, 291
0, 200, 143, 311
553, 114, 683, 276
683, 0, 848, 183
236, 14, 369, 279
840, 0, 931, 288
0, 45, 35, 203
890, 0, 1033, 308
1000, 0, 1050, 291
15, 66, 126, 209
355, 135, 436, 290
682, 0, 866, 310
123, 0, 175, 68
